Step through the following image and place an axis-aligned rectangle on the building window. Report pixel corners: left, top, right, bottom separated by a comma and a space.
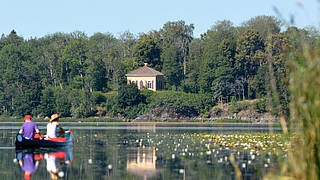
147, 81, 152, 89
140, 80, 143, 89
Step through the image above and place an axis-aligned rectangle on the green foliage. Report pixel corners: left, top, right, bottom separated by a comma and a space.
242, 15, 281, 40
133, 33, 162, 71
212, 107, 222, 116
117, 83, 142, 108
253, 98, 267, 113
92, 91, 107, 105
38, 87, 56, 117
283, 33, 320, 180
235, 29, 265, 78
229, 97, 247, 114
69, 88, 95, 118
234, 29, 265, 99
148, 91, 215, 117
0, 18, 315, 121
180, 81, 200, 93
116, 83, 145, 118
140, 89, 155, 104
161, 45, 184, 90
53, 88, 72, 117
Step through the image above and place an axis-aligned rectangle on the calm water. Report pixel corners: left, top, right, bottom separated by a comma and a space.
0, 123, 284, 180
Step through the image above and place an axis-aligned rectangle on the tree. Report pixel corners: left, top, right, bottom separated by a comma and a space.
86, 42, 107, 92
161, 46, 184, 90
37, 33, 73, 88
58, 38, 90, 89
265, 33, 290, 116
1, 30, 24, 46
242, 15, 281, 40
183, 38, 203, 93
198, 20, 237, 95
38, 87, 56, 117
133, 32, 162, 71
118, 31, 136, 60
54, 88, 71, 117
89, 32, 118, 53
117, 83, 142, 108
235, 29, 265, 99
160, 21, 194, 76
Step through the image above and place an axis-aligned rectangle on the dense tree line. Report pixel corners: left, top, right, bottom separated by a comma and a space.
0, 15, 319, 119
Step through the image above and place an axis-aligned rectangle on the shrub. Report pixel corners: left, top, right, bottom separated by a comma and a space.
92, 91, 107, 105
253, 98, 267, 113
148, 91, 215, 117
229, 97, 247, 114
212, 107, 222, 116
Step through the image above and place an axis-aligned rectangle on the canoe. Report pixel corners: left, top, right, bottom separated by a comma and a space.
15, 130, 73, 148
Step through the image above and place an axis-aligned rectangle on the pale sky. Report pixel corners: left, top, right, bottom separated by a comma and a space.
1, 0, 319, 38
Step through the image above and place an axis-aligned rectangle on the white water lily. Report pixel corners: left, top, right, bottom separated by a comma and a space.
58, 171, 64, 177
242, 163, 246, 168
251, 155, 255, 159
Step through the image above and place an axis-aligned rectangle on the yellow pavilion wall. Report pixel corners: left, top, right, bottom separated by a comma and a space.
127, 76, 157, 91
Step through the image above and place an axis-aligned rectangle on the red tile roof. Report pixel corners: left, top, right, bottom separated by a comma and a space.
126, 64, 163, 77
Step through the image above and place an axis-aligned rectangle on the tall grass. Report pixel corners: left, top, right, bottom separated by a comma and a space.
285, 44, 320, 179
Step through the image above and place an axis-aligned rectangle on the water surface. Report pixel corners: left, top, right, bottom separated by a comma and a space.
0, 123, 284, 179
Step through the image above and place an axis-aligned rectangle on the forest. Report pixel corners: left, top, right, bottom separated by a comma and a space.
0, 15, 319, 119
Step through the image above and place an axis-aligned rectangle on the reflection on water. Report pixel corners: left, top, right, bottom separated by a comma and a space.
127, 147, 158, 179
15, 148, 72, 179
0, 123, 285, 179
18, 152, 39, 179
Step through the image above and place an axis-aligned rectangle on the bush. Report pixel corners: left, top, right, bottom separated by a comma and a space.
202, 111, 210, 118
212, 107, 222, 116
229, 97, 247, 114
253, 98, 267, 113
92, 91, 107, 105
148, 91, 215, 117
117, 83, 142, 108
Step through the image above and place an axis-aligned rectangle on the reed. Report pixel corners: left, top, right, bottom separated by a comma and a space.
287, 44, 320, 179
275, 36, 320, 179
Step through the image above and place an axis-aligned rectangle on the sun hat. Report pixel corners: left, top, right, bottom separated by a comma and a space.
24, 115, 31, 121
50, 114, 60, 122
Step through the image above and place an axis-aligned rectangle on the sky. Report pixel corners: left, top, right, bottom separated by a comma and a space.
1, 0, 319, 39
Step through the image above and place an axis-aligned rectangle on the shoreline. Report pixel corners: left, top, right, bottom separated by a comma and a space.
0, 117, 279, 124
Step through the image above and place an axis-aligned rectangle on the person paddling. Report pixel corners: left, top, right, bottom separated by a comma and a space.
19, 115, 41, 140
46, 114, 64, 139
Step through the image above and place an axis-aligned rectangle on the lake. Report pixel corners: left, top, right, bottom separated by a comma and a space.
0, 122, 285, 179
